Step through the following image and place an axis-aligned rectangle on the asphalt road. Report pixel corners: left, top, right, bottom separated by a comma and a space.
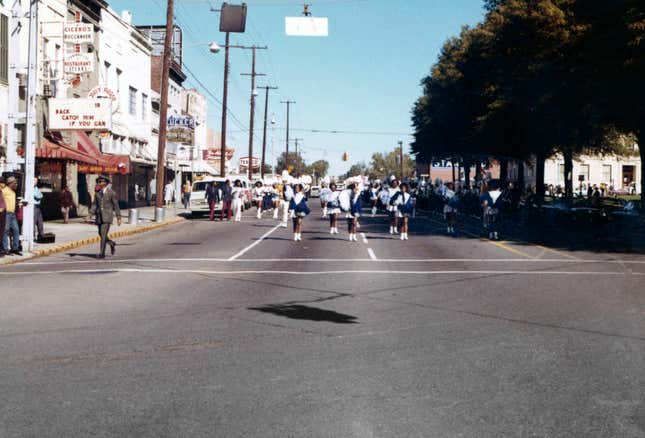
1, 204, 645, 437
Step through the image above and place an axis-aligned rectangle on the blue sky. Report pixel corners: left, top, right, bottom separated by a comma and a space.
109, 0, 486, 176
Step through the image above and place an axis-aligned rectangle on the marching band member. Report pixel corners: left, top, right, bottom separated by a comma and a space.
289, 183, 310, 241
232, 180, 244, 222
261, 182, 275, 219
442, 182, 459, 234
272, 183, 280, 219
320, 182, 332, 218
345, 184, 362, 241
281, 182, 294, 227
391, 182, 414, 241
369, 183, 380, 217
252, 181, 264, 219
480, 179, 503, 240
327, 182, 341, 234
387, 179, 401, 234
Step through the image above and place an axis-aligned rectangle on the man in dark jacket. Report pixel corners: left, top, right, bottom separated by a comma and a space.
206, 181, 221, 221
0, 177, 6, 258
90, 176, 122, 259
221, 180, 233, 221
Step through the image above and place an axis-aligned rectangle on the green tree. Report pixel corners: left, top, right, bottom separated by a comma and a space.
369, 150, 415, 181
343, 162, 369, 179
304, 160, 330, 180
275, 151, 306, 176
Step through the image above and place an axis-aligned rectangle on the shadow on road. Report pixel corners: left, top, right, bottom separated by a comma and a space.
249, 304, 358, 324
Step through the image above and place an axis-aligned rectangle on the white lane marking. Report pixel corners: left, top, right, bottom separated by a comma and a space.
14, 257, 645, 266
367, 248, 377, 260
360, 233, 369, 244
227, 223, 283, 261
0, 269, 642, 276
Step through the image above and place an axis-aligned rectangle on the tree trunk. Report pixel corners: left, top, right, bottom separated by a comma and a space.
464, 160, 471, 190
499, 158, 508, 187
563, 148, 574, 201
451, 160, 456, 186
535, 153, 545, 198
518, 160, 525, 193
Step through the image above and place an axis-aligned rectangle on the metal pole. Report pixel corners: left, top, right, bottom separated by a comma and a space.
21, 0, 38, 252
399, 140, 404, 181
220, 32, 230, 178
154, 0, 175, 222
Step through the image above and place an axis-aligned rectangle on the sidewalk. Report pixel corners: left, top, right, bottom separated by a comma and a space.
0, 206, 187, 266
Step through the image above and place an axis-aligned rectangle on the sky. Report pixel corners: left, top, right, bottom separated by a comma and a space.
109, 0, 487, 176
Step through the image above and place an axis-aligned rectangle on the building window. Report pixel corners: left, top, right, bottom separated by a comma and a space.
116, 68, 122, 93
602, 165, 612, 184
129, 87, 137, 116
0, 14, 8, 84
141, 93, 147, 121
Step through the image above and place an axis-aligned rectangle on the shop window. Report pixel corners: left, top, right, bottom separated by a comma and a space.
602, 165, 612, 184
141, 93, 147, 121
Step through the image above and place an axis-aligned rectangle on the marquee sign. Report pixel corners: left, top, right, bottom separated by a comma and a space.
63, 22, 93, 44
49, 98, 112, 130
64, 53, 94, 74
239, 156, 260, 169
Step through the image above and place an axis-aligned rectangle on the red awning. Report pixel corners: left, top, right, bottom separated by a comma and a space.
76, 132, 131, 175
36, 138, 102, 165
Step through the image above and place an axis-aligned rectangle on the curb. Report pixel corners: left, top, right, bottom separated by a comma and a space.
0, 217, 185, 267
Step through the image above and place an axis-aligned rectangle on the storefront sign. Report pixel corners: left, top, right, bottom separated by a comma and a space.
64, 53, 94, 74
49, 99, 112, 130
167, 115, 195, 129
87, 85, 119, 112
202, 147, 235, 163
63, 22, 94, 43
239, 156, 260, 169
167, 128, 194, 145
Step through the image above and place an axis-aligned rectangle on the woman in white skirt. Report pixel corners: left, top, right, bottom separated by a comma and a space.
320, 183, 332, 218
387, 180, 401, 234
232, 179, 244, 222
326, 182, 341, 234
345, 184, 362, 241
369, 183, 380, 217
392, 182, 413, 241
289, 184, 310, 241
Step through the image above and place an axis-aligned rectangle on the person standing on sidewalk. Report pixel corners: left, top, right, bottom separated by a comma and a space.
164, 180, 175, 207
206, 181, 221, 221
33, 178, 44, 240
182, 180, 192, 209
2, 176, 21, 256
59, 186, 76, 224
232, 180, 244, 222
90, 176, 122, 259
0, 177, 6, 258
221, 180, 233, 221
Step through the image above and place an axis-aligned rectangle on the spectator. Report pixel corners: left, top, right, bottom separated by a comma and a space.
182, 180, 192, 209
33, 178, 44, 240
164, 180, 175, 206
60, 185, 76, 224
206, 181, 220, 221
2, 176, 21, 256
221, 180, 233, 221
0, 177, 6, 258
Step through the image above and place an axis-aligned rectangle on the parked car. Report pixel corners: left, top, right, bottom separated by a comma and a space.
309, 185, 321, 198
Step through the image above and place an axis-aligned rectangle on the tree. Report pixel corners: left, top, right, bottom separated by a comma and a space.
275, 151, 306, 176
369, 150, 415, 181
304, 160, 330, 180
344, 162, 369, 179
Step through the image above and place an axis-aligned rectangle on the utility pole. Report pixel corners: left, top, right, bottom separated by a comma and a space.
241, 45, 267, 181
219, 31, 230, 178
280, 100, 295, 172
154, 0, 175, 222
258, 85, 278, 179
293, 138, 304, 177
20, 0, 39, 252
398, 140, 404, 181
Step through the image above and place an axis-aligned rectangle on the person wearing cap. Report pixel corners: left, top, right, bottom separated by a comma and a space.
2, 176, 21, 256
90, 176, 122, 259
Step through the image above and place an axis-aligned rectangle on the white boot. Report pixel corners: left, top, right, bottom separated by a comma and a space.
273, 210, 278, 219
323, 207, 328, 217
494, 232, 499, 240
257, 209, 262, 219
371, 207, 377, 217
394, 227, 399, 234
404, 233, 409, 241
334, 227, 339, 234
400, 233, 405, 241
389, 226, 394, 234
294, 233, 298, 241
330, 227, 334, 234
349, 233, 354, 242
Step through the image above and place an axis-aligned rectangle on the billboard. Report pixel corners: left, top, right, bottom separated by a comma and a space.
220, 3, 247, 33
49, 99, 112, 130
285, 17, 329, 37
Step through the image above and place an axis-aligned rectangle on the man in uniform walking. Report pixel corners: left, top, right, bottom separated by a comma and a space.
90, 176, 122, 259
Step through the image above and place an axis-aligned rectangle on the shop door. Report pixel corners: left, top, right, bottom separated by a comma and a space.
622, 165, 635, 188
